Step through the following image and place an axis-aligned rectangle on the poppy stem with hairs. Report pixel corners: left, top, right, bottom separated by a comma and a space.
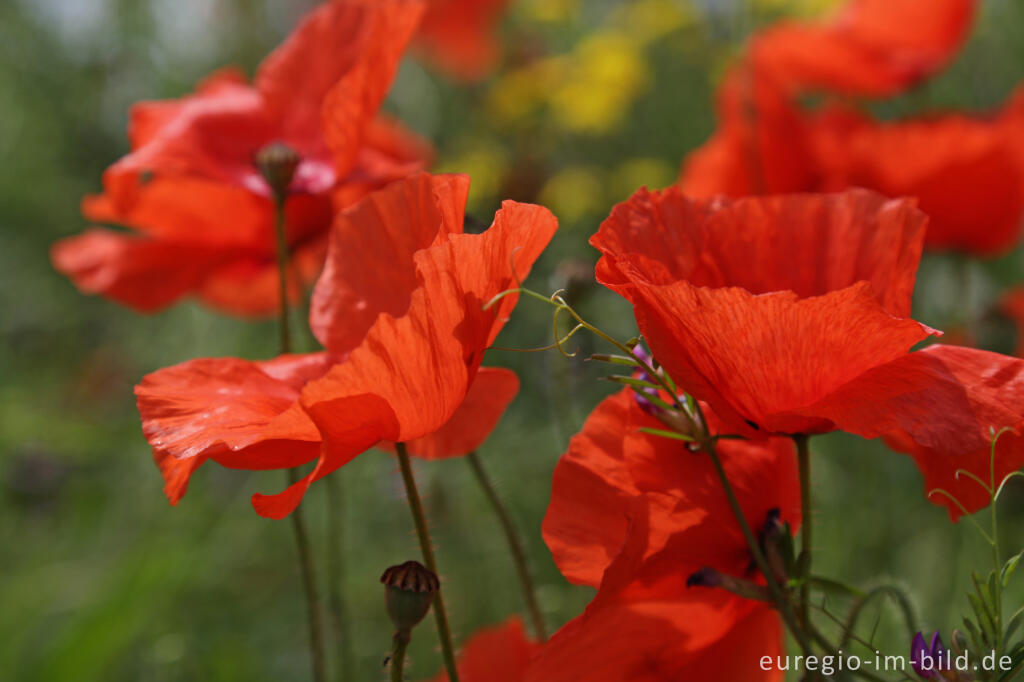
395, 442, 460, 682
390, 631, 410, 682
325, 475, 355, 681
270, 195, 327, 682
466, 450, 548, 641
272, 198, 294, 353
702, 436, 813, 656
795, 433, 812, 628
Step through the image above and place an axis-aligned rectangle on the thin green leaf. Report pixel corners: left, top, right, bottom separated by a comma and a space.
637, 427, 696, 443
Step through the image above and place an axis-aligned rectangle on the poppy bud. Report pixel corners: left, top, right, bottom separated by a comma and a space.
256, 142, 301, 200
381, 561, 439, 633
686, 566, 770, 602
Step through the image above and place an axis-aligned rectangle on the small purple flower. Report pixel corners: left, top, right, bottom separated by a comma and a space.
911, 631, 966, 680
630, 344, 663, 416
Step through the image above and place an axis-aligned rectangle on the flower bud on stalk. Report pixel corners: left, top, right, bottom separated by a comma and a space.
381, 561, 440, 681
256, 141, 300, 201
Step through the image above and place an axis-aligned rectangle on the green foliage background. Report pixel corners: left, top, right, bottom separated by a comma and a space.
2, 0, 1024, 679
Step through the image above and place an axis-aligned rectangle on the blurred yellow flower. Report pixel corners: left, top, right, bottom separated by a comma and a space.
753, 0, 843, 18
610, 0, 697, 46
435, 142, 510, 210
538, 165, 607, 224
519, 0, 580, 24
550, 32, 649, 134
611, 158, 676, 201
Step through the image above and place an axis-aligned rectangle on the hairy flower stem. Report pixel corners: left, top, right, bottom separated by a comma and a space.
795, 434, 812, 628
272, 199, 294, 353
272, 197, 327, 682
395, 443, 460, 681
703, 437, 813, 655
325, 475, 354, 681
389, 631, 410, 682
288, 468, 328, 682
466, 451, 548, 641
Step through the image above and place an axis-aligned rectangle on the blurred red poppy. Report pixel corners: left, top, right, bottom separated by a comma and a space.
427, 617, 540, 682
53, 0, 431, 316
527, 389, 798, 681
812, 103, 1024, 255
752, 0, 976, 97
593, 188, 1024, 518
415, 0, 510, 82
135, 174, 557, 516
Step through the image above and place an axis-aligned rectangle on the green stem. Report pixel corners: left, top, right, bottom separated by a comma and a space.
839, 585, 918, 650
287, 467, 328, 682
395, 443, 460, 682
795, 434, 812, 628
390, 631, 410, 682
272, 197, 326, 682
703, 437, 813, 655
466, 451, 548, 641
272, 198, 293, 354
325, 475, 354, 681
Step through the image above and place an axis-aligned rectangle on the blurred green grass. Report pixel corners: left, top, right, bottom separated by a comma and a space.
2, 0, 1024, 679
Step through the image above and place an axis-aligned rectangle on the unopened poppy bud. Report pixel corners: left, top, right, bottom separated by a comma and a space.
759, 508, 795, 584
687, 566, 770, 602
381, 561, 439, 633
256, 141, 300, 200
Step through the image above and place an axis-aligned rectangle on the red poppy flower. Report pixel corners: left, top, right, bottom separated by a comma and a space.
751, 0, 976, 97
527, 389, 799, 681
427, 617, 540, 682
53, 0, 431, 316
593, 187, 1024, 518
414, 0, 510, 82
680, 61, 821, 199
812, 103, 1024, 255
135, 173, 557, 516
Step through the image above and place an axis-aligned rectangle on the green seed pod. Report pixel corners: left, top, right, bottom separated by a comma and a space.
255, 142, 300, 199
381, 561, 439, 633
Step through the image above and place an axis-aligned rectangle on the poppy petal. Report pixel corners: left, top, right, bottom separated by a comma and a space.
288, 197, 557, 517
258, 0, 424, 156
399, 367, 520, 460
135, 353, 328, 462
623, 278, 936, 436
427, 617, 540, 682
753, 0, 976, 97
311, 173, 470, 354
788, 344, 1024, 519
543, 390, 642, 586
815, 110, 1024, 256
320, 0, 426, 175
593, 187, 927, 317
415, 0, 510, 82
51, 228, 229, 313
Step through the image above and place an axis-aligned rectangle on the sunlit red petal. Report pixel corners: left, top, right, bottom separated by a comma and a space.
321, 0, 426, 175
311, 173, 469, 354
400, 367, 520, 460
135, 353, 328, 464
268, 192, 556, 518
627, 279, 935, 435
786, 345, 1024, 519
594, 188, 927, 317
